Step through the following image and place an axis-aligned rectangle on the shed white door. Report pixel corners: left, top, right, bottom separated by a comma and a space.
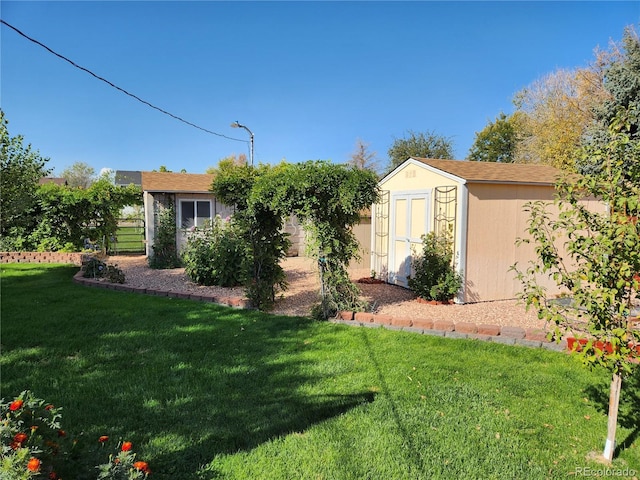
389, 192, 431, 287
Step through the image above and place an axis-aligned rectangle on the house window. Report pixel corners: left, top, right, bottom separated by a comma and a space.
179, 200, 212, 229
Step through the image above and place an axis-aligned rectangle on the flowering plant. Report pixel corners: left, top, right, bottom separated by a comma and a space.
1, 391, 150, 479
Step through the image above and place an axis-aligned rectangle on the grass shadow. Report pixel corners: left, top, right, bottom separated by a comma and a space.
584, 367, 640, 458
0, 265, 376, 479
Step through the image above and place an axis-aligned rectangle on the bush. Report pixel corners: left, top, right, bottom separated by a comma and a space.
1, 390, 150, 479
182, 216, 247, 287
148, 202, 181, 269
82, 258, 125, 284
408, 231, 463, 302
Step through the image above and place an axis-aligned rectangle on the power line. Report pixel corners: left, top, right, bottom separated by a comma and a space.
0, 19, 247, 143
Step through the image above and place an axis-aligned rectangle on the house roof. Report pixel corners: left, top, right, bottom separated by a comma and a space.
412, 158, 562, 185
39, 177, 67, 186
141, 171, 214, 193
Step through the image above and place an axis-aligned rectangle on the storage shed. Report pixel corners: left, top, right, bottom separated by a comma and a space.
140, 171, 307, 258
371, 157, 595, 303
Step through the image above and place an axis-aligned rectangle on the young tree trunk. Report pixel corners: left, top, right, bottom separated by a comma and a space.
603, 371, 623, 461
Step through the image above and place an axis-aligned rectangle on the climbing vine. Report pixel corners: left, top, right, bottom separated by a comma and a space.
211, 160, 379, 316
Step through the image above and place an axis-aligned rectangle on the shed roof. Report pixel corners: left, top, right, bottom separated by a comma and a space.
141, 171, 214, 193
412, 158, 562, 185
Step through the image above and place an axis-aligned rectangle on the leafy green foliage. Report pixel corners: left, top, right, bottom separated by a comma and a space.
212, 161, 379, 315
0, 110, 51, 245
182, 216, 246, 287
2, 177, 141, 253
385, 130, 454, 175
467, 112, 522, 163
408, 231, 463, 302
211, 164, 289, 310
254, 161, 380, 316
148, 202, 181, 269
514, 107, 639, 460
515, 108, 640, 373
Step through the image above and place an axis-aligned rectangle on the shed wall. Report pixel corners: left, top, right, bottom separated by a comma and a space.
463, 184, 606, 302
375, 161, 463, 287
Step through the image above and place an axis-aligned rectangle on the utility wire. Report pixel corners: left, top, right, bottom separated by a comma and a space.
0, 19, 247, 143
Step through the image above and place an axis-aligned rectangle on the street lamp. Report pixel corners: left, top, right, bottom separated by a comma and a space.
230, 121, 254, 166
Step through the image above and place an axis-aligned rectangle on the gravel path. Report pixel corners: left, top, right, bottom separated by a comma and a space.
108, 255, 548, 330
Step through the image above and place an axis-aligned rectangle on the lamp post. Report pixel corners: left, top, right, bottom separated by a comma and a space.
230, 121, 254, 166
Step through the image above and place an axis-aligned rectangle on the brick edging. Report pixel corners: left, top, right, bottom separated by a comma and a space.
334, 310, 567, 351
72, 269, 252, 309
69, 268, 596, 351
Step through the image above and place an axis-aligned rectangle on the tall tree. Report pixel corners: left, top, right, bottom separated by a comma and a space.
467, 112, 523, 163
579, 26, 640, 174
348, 138, 379, 173
513, 67, 604, 170
0, 109, 51, 242
61, 161, 95, 188
385, 130, 454, 175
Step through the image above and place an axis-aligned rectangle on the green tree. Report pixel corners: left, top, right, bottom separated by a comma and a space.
579, 26, 640, 175
211, 163, 287, 310
61, 161, 96, 188
467, 112, 523, 163
513, 107, 640, 462
28, 179, 142, 252
385, 130, 454, 175
0, 109, 51, 245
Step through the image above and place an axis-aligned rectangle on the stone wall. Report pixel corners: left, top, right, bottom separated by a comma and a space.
0, 252, 85, 266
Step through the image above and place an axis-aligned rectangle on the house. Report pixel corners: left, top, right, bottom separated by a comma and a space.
140, 171, 306, 258
371, 157, 604, 303
39, 177, 68, 186
141, 171, 233, 257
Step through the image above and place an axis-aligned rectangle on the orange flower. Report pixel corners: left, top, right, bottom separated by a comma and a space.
14, 433, 28, 445
45, 404, 54, 411
133, 461, 150, 473
121, 441, 132, 451
27, 457, 41, 472
9, 399, 23, 411
98, 435, 109, 443
57, 429, 66, 437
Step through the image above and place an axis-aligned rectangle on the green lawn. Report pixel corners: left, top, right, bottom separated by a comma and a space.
1, 264, 639, 479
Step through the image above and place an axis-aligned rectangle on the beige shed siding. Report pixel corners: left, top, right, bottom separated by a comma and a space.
463, 183, 557, 302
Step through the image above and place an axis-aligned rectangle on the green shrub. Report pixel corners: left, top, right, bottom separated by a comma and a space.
82, 257, 125, 284
148, 202, 181, 269
408, 231, 463, 302
182, 216, 247, 287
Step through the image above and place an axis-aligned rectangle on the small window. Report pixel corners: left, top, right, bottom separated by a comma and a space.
180, 200, 212, 229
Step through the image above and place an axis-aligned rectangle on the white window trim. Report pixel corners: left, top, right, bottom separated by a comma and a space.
178, 198, 213, 230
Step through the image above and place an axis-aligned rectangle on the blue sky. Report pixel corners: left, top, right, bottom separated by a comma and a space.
2, 1, 638, 175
